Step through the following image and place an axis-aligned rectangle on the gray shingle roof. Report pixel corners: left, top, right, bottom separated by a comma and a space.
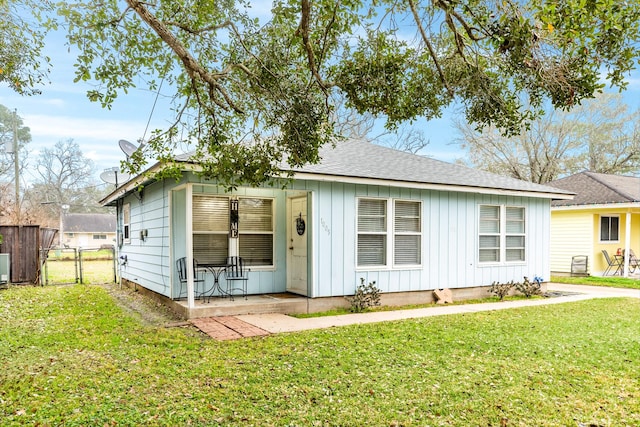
547, 171, 640, 206
63, 214, 116, 233
162, 140, 574, 198
284, 140, 572, 196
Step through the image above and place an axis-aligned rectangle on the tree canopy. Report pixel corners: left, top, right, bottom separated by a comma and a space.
20, 1, 640, 186
455, 93, 640, 183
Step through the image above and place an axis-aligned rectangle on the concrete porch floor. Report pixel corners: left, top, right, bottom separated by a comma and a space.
172, 293, 310, 319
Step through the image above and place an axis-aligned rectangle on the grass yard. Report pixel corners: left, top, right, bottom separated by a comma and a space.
551, 275, 640, 290
42, 258, 116, 285
1, 285, 639, 426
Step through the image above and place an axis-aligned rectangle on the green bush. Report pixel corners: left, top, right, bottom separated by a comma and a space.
346, 278, 381, 312
488, 280, 514, 300
515, 276, 543, 298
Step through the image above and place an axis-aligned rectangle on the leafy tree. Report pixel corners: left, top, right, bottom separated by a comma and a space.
455, 93, 640, 183
42, 0, 640, 186
0, 0, 53, 95
29, 139, 109, 219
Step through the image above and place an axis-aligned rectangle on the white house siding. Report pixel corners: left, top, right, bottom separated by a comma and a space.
549, 211, 593, 274
294, 181, 551, 297
117, 174, 552, 300
118, 178, 174, 297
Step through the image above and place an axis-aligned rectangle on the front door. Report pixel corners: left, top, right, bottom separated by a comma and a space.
286, 196, 308, 295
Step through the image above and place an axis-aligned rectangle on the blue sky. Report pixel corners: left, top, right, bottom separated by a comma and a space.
1, 8, 639, 186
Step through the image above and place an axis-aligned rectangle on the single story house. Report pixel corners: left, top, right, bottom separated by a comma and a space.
547, 171, 640, 277
101, 139, 573, 318
60, 213, 117, 249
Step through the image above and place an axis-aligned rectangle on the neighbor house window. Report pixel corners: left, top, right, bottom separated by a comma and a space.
239, 198, 274, 266
357, 198, 422, 267
192, 195, 229, 265
479, 205, 526, 263
600, 216, 619, 242
93, 234, 107, 240
123, 203, 131, 244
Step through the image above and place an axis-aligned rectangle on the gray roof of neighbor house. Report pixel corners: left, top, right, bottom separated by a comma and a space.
63, 213, 116, 233
104, 139, 573, 206
547, 171, 640, 207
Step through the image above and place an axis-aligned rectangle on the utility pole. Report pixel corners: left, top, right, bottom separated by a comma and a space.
13, 109, 20, 224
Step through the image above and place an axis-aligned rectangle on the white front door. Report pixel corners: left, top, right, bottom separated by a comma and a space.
286, 196, 308, 295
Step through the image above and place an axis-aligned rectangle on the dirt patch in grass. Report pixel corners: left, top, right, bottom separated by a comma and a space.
98, 282, 186, 327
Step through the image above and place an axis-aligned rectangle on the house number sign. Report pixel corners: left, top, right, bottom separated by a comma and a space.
296, 214, 306, 236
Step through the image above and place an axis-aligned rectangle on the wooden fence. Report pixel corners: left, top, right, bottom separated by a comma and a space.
0, 225, 57, 284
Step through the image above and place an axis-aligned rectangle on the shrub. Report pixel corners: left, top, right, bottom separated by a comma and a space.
515, 276, 543, 298
489, 280, 514, 300
347, 278, 381, 313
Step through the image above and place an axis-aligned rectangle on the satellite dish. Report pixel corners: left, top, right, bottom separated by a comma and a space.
100, 167, 131, 187
119, 139, 139, 157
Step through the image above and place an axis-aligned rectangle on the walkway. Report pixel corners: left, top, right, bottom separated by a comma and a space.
190, 283, 640, 340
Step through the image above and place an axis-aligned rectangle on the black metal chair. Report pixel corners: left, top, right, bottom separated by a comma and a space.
176, 257, 206, 299
601, 250, 623, 276
224, 256, 249, 300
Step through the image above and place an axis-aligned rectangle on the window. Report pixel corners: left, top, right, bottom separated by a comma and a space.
479, 205, 525, 263
239, 198, 274, 266
394, 200, 421, 265
193, 196, 229, 265
357, 199, 387, 266
192, 195, 274, 267
600, 216, 619, 242
357, 198, 421, 267
93, 234, 107, 240
123, 203, 131, 244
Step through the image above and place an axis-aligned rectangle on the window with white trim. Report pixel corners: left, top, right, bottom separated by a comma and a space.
479, 205, 525, 263
357, 198, 421, 267
123, 203, 131, 244
193, 195, 229, 265
192, 195, 274, 267
239, 198, 274, 266
394, 200, 421, 265
600, 215, 619, 242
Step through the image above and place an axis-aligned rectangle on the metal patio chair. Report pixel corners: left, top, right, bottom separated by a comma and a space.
601, 250, 623, 276
176, 257, 206, 299
224, 256, 249, 300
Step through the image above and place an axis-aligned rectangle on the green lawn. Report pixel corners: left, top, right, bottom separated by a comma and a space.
551, 275, 640, 289
1, 285, 639, 426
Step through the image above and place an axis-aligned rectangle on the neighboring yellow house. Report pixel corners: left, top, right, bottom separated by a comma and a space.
547, 172, 640, 277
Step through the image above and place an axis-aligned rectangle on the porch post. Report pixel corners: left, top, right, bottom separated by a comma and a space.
624, 211, 631, 277
186, 184, 195, 308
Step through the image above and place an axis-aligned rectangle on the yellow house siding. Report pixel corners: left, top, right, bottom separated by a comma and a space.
550, 211, 592, 273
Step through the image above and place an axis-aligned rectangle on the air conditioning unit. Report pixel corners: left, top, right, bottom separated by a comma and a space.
0, 253, 9, 284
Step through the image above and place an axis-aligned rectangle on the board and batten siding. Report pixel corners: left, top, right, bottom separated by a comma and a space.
549, 210, 592, 274
302, 181, 551, 297
117, 173, 552, 300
